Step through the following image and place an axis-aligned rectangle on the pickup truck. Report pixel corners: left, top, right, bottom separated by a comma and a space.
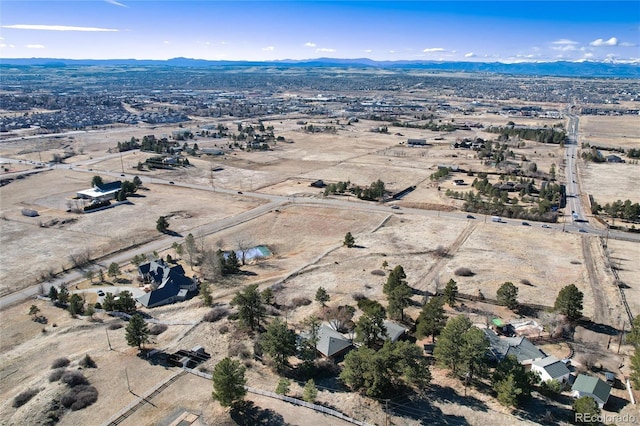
491, 216, 502, 223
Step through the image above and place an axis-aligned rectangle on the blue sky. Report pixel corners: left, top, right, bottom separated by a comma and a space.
1, 1, 639, 63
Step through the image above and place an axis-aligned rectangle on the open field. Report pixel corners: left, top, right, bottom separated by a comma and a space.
578, 115, 640, 148
1, 90, 639, 426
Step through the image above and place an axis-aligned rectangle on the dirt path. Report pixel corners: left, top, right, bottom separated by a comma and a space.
581, 236, 609, 325
415, 221, 477, 294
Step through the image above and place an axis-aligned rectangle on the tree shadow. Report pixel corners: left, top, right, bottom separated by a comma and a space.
577, 320, 619, 336
230, 400, 290, 426
387, 388, 470, 425
164, 230, 183, 237
605, 394, 630, 413
425, 383, 489, 413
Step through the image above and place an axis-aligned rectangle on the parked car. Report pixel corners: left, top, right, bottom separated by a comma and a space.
521, 222, 530, 226
541, 224, 551, 229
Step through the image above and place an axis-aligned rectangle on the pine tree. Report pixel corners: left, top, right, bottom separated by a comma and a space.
416, 296, 446, 342
212, 357, 247, 407
231, 284, 265, 331
125, 314, 149, 350
444, 279, 458, 307
303, 379, 318, 403
554, 284, 584, 321
261, 319, 297, 372
315, 287, 330, 308
497, 282, 519, 310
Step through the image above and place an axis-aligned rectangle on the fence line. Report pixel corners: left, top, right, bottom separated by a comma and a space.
183, 368, 373, 426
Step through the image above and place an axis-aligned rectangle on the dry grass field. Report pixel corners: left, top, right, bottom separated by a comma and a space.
1, 104, 639, 425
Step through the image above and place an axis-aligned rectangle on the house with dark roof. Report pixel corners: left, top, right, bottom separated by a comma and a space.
531, 356, 571, 384
571, 374, 611, 408
484, 328, 546, 366
300, 324, 353, 359
135, 260, 197, 308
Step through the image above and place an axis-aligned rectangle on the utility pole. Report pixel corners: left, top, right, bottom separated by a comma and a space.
125, 368, 132, 394
119, 151, 125, 175
618, 321, 625, 354
105, 327, 112, 351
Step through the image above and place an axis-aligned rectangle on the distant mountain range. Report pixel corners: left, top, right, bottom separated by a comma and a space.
1, 57, 639, 78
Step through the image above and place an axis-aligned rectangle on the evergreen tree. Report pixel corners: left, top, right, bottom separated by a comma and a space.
261, 319, 297, 372
492, 354, 536, 407
275, 378, 290, 395
156, 216, 169, 233
261, 288, 275, 306
416, 296, 446, 342
315, 287, 330, 308
68, 294, 84, 316
231, 284, 265, 331
355, 307, 386, 348
212, 357, 247, 407
125, 314, 150, 350
630, 348, 640, 389
200, 281, 213, 307
388, 282, 412, 321
303, 379, 318, 403
107, 262, 120, 282
554, 284, 584, 321
572, 396, 600, 426
497, 282, 519, 310
343, 232, 355, 248
48, 286, 59, 303
57, 286, 70, 305
383, 265, 406, 295
444, 279, 458, 307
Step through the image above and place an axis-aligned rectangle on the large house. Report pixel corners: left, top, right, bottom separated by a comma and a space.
135, 260, 198, 308
484, 328, 546, 366
531, 356, 571, 384
76, 181, 122, 201
571, 374, 611, 408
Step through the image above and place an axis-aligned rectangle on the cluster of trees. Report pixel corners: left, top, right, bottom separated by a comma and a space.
323, 179, 386, 201
102, 290, 137, 313
580, 147, 606, 163
139, 135, 177, 153
302, 124, 337, 134
145, 155, 190, 169
116, 137, 140, 152
591, 198, 640, 223
627, 148, 640, 159
627, 317, 640, 390
430, 167, 450, 181
486, 125, 566, 144
391, 119, 458, 132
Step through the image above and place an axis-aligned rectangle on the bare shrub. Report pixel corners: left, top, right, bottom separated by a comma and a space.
12, 388, 39, 408
433, 245, 449, 258
51, 357, 70, 369
49, 368, 66, 382
291, 297, 312, 308
570, 260, 582, 265
370, 269, 385, 276
203, 307, 228, 323
107, 322, 123, 330
79, 354, 96, 369
148, 324, 168, 335
229, 342, 251, 359
218, 324, 229, 334
520, 278, 533, 286
61, 385, 98, 411
454, 267, 475, 277
61, 371, 89, 387
352, 293, 365, 302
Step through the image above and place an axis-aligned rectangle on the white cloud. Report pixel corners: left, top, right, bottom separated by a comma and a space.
105, 0, 128, 7
590, 37, 618, 46
552, 44, 578, 52
551, 39, 579, 46
465, 52, 476, 58
423, 47, 445, 53
163, 41, 169, 44
304, 42, 316, 47
363, 49, 372, 53
619, 41, 635, 47
2, 24, 119, 32
262, 46, 275, 51
316, 48, 335, 53
26, 44, 45, 49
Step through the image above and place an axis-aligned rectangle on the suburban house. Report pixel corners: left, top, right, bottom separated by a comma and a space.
300, 324, 353, 359
135, 260, 198, 308
76, 181, 122, 201
571, 374, 611, 408
383, 320, 409, 343
484, 328, 547, 366
531, 356, 571, 384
